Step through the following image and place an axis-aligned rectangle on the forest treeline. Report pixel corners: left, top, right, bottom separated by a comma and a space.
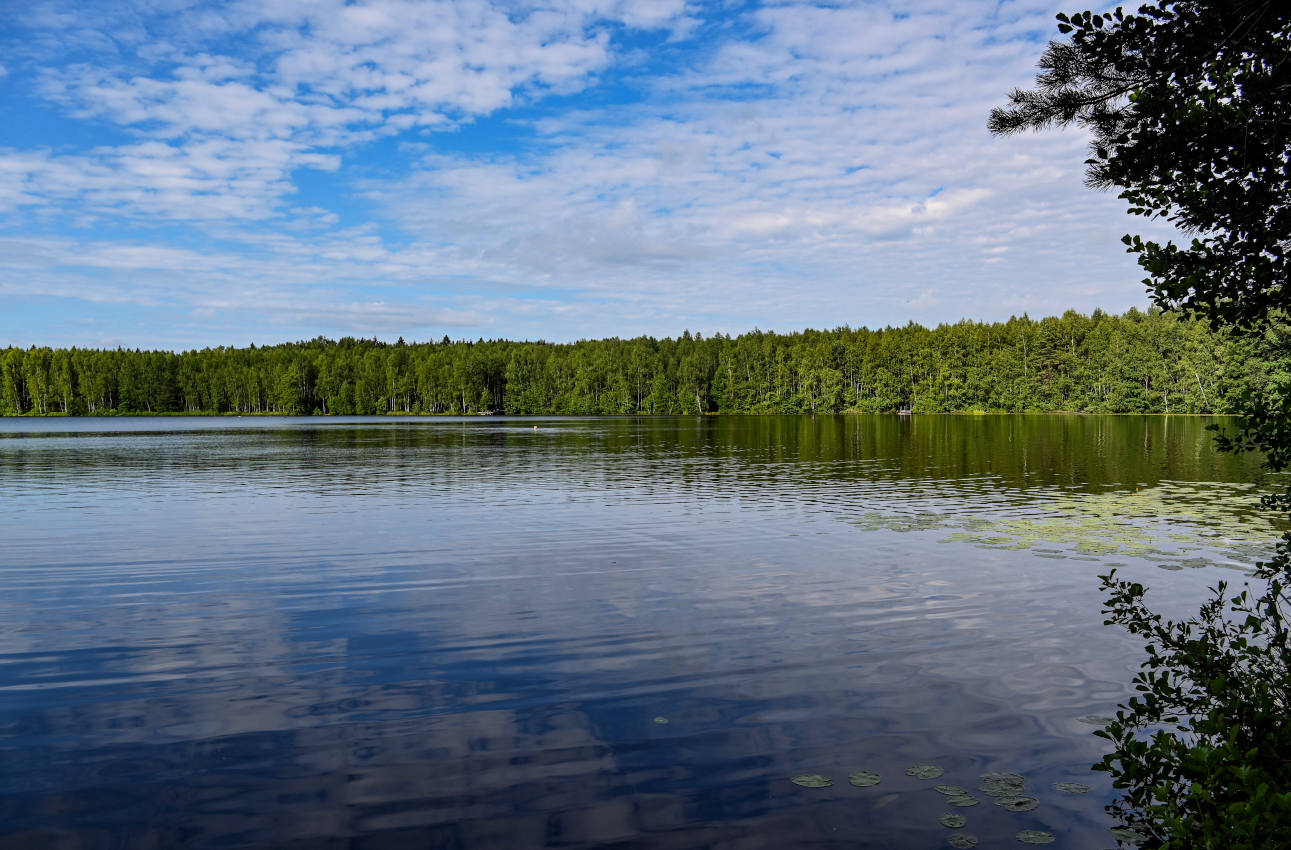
1, 309, 1283, 416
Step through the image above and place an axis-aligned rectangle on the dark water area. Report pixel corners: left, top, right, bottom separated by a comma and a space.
0, 415, 1275, 849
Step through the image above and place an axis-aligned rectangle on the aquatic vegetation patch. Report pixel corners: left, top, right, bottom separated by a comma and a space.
906, 764, 944, 779
994, 795, 1040, 812
1075, 540, 1122, 555
1053, 781, 1091, 794
947, 795, 980, 807
848, 770, 881, 787
1016, 830, 1056, 845
940, 813, 968, 828
935, 784, 971, 796
979, 772, 1026, 797
947, 833, 979, 848
652, 716, 669, 724
1076, 714, 1113, 726
791, 774, 832, 788
857, 482, 1282, 570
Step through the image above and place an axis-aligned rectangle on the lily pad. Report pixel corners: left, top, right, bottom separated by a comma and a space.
981, 771, 1025, 784
652, 716, 669, 724
995, 795, 1040, 812
848, 770, 881, 787
1054, 781, 1092, 794
947, 795, 979, 807
948, 834, 979, 849
940, 813, 967, 828
980, 772, 1026, 796
1016, 830, 1056, 845
935, 784, 970, 796
1110, 827, 1148, 845
790, 774, 832, 788
906, 764, 944, 779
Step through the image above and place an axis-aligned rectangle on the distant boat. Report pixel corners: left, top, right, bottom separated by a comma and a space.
897, 408, 913, 416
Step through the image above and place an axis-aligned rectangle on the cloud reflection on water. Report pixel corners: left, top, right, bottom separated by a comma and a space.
0, 415, 1267, 848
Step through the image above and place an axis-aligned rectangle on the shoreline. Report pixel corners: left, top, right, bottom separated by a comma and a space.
0, 410, 1245, 419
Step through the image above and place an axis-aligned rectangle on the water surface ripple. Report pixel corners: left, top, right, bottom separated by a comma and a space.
0, 415, 1272, 849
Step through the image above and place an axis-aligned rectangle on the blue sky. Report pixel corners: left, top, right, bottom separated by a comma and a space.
0, 0, 1156, 350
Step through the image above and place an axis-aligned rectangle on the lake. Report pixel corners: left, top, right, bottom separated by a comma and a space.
0, 415, 1277, 849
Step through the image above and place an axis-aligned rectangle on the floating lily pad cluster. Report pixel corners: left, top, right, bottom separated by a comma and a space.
853, 481, 1282, 571
932, 780, 978, 808
996, 795, 1040, 812
979, 771, 1026, 797
791, 763, 1104, 845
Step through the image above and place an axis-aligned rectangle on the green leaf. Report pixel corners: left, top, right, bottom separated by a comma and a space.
790, 774, 832, 788
995, 795, 1040, 812
906, 764, 944, 780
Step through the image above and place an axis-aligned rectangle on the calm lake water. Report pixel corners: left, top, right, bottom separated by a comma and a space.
0, 415, 1277, 849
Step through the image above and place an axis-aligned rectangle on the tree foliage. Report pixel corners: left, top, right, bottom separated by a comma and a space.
993, 2, 1291, 847
0, 310, 1278, 418
990, 0, 1291, 332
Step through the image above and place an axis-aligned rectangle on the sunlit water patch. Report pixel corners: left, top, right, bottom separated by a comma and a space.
0, 414, 1274, 849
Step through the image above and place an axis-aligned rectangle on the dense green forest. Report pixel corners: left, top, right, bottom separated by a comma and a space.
1, 309, 1282, 416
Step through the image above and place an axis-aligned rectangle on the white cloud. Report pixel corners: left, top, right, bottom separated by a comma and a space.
7, 0, 689, 225
0, 136, 332, 220
0, 0, 1176, 348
